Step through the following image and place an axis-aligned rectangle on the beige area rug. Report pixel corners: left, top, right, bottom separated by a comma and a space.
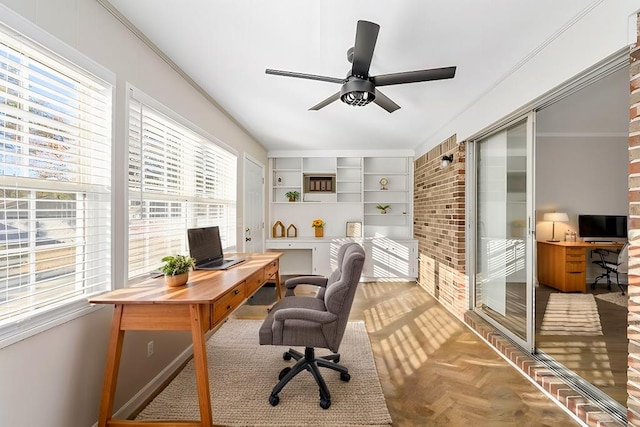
136, 319, 392, 426
540, 293, 603, 336
595, 291, 628, 308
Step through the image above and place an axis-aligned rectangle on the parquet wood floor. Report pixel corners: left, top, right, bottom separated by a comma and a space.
234, 281, 579, 426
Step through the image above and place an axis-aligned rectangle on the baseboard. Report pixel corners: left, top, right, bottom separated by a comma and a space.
90, 345, 194, 427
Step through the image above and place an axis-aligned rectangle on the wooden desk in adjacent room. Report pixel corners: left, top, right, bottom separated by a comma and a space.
536, 241, 623, 293
90, 252, 282, 427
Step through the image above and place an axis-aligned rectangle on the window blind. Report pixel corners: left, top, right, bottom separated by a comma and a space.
127, 95, 237, 280
0, 25, 112, 332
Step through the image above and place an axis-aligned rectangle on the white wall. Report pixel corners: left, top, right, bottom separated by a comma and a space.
535, 135, 628, 239
0, 1, 267, 426
415, 0, 640, 155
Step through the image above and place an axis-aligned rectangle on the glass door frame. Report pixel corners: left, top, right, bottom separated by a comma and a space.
467, 111, 536, 353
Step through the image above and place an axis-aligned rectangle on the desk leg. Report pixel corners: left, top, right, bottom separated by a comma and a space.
274, 270, 282, 300
98, 305, 125, 427
190, 304, 213, 427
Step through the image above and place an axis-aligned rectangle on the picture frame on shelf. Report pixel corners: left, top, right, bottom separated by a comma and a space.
346, 221, 362, 238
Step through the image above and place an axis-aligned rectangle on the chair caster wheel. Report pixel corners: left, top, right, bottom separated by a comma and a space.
333, 355, 340, 363
279, 367, 291, 380
283, 351, 292, 361
320, 398, 331, 409
269, 394, 280, 406
340, 372, 351, 382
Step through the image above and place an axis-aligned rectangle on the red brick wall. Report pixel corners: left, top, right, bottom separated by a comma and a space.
628, 13, 640, 425
413, 135, 467, 317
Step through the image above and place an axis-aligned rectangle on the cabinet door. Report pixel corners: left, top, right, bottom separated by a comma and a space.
364, 238, 417, 279
312, 243, 332, 277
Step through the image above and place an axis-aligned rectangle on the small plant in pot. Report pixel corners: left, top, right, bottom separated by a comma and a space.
160, 254, 196, 287
285, 191, 300, 202
376, 204, 390, 214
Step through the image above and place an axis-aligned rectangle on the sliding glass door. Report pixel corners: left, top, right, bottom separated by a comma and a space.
469, 114, 535, 351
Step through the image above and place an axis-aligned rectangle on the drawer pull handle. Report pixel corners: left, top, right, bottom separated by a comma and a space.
226, 305, 232, 310
234, 289, 240, 295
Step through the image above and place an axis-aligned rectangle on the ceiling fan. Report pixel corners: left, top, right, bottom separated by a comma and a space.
266, 20, 456, 113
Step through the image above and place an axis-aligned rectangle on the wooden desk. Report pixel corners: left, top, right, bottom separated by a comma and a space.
536, 241, 623, 293
90, 252, 282, 427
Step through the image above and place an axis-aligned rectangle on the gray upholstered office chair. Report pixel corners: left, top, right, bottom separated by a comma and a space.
259, 242, 365, 409
591, 242, 629, 294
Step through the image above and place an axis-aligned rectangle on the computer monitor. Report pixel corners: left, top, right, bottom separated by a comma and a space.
578, 214, 627, 240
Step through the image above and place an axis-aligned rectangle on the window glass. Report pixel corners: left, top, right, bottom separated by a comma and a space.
0, 24, 112, 341
127, 94, 237, 280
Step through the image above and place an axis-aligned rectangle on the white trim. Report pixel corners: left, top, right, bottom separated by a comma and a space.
127, 85, 238, 157
0, 3, 115, 85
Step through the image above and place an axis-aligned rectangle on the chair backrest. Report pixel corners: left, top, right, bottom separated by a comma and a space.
316, 242, 353, 300
617, 242, 629, 274
321, 243, 365, 350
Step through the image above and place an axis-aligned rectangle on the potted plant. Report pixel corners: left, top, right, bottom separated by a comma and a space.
312, 218, 325, 237
376, 204, 390, 214
160, 254, 196, 287
285, 191, 300, 202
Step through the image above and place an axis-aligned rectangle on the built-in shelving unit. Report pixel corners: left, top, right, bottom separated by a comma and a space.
363, 157, 411, 238
268, 154, 415, 279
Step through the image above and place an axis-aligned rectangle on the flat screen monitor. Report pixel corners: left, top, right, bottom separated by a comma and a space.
578, 215, 627, 240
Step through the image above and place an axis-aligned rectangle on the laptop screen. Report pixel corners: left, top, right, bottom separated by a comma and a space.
187, 226, 224, 267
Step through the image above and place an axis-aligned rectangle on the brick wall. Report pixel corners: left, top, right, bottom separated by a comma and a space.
628, 13, 640, 425
413, 134, 467, 317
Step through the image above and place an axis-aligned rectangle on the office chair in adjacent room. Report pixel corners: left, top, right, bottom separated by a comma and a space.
258, 242, 365, 409
591, 242, 629, 295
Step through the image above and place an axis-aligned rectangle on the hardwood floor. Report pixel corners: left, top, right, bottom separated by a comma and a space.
234, 281, 578, 426
535, 284, 628, 406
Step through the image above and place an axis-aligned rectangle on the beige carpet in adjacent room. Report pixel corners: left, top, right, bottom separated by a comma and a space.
595, 291, 628, 308
540, 293, 603, 336
136, 319, 392, 426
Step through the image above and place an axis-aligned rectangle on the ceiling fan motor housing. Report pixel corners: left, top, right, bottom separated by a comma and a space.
340, 78, 376, 106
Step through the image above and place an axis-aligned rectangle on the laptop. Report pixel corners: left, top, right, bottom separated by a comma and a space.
187, 226, 245, 270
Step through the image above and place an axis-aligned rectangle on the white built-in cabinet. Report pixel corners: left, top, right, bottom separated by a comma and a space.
267, 155, 417, 279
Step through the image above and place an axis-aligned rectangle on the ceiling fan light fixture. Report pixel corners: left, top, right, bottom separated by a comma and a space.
340, 78, 376, 107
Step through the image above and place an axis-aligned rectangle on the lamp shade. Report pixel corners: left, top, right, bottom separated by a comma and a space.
543, 212, 569, 222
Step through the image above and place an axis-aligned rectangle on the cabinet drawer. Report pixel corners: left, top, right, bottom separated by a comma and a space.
565, 261, 585, 273
212, 282, 246, 326
264, 259, 279, 279
565, 248, 585, 261
245, 269, 264, 298
564, 271, 586, 292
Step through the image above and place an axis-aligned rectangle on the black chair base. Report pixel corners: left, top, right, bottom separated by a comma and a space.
268, 347, 351, 409
591, 270, 625, 295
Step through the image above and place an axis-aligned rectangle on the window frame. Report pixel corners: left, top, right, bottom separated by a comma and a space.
0, 9, 115, 349
126, 85, 238, 283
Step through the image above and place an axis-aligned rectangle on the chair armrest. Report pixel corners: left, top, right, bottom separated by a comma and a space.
273, 308, 337, 324
284, 276, 328, 296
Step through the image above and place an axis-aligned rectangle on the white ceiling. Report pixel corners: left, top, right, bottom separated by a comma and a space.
105, 0, 602, 153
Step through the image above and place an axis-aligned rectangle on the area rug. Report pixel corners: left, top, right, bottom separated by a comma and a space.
595, 291, 628, 308
136, 319, 392, 426
540, 293, 602, 336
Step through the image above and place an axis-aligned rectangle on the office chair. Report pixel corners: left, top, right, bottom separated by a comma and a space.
258, 242, 365, 409
591, 242, 628, 294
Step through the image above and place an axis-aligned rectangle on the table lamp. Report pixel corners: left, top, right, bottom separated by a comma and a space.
543, 212, 569, 242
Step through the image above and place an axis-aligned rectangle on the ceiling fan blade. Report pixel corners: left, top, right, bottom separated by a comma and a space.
351, 20, 380, 78
309, 92, 341, 111
372, 66, 457, 87
266, 69, 345, 85
373, 90, 400, 113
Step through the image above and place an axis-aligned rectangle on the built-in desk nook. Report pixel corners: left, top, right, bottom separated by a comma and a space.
536, 241, 623, 292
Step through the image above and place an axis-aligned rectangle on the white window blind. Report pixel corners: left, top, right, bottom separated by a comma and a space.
128, 95, 237, 280
0, 24, 112, 337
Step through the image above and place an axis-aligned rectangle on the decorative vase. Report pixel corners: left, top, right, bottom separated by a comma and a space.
315, 227, 324, 238
165, 272, 189, 287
